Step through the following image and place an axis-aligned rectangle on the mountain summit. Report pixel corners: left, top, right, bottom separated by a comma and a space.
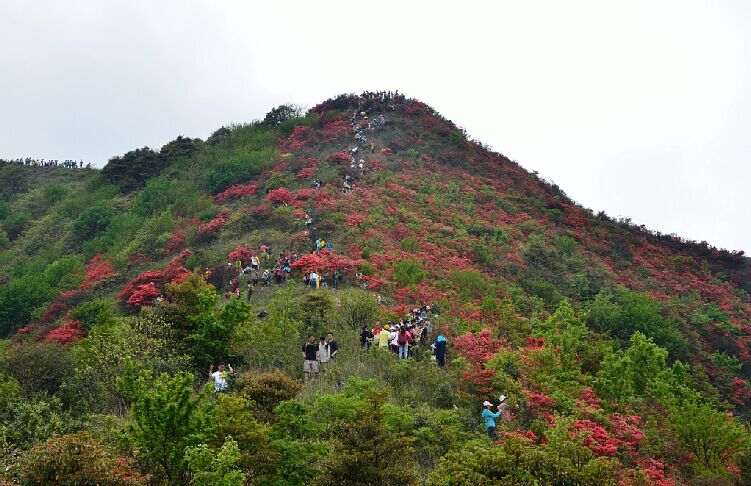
0, 92, 750, 483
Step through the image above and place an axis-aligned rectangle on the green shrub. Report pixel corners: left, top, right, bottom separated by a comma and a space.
71, 202, 115, 241
204, 148, 275, 195
399, 237, 420, 253
237, 370, 302, 421
3, 342, 74, 396
19, 432, 145, 485
393, 259, 427, 287
69, 299, 116, 329
448, 270, 488, 300
184, 437, 245, 486
122, 371, 214, 483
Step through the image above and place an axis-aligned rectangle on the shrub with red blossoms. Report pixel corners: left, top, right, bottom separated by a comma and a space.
126, 282, 161, 308
578, 387, 602, 411
327, 152, 351, 164
46, 320, 86, 346
570, 419, 621, 456
453, 329, 505, 368
117, 251, 192, 308
197, 211, 230, 238
608, 413, 643, 451
77, 255, 117, 292
296, 166, 316, 180
213, 182, 259, 203
290, 250, 359, 275
266, 188, 294, 206
290, 231, 310, 246
228, 245, 254, 265
37, 302, 70, 325
163, 227, 187, 254
631, 458, 675, 486
346, 214, 365, 227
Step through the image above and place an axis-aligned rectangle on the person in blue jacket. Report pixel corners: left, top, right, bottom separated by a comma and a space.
482, 399, 503, 441
432, 334, 447, 367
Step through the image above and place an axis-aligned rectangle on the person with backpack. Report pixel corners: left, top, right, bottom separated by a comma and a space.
432, 334, 448, 367
397, 327, 411, 359
360, 324, 374, 351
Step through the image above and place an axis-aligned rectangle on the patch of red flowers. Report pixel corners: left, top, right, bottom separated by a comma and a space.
266, 188, 294, 206
46, 320, 86, 346
197, 211, 230, 237
213, 182, 259, 203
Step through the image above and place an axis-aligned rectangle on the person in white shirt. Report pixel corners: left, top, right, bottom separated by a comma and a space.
209, 363, 233, 393
318, 335, 330, 370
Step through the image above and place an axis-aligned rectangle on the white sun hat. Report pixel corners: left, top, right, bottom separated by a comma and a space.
482, 401, 493, 407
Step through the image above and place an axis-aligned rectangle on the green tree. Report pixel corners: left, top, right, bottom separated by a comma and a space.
71, 202, 115, 241
213, 394, 280, 483
101, 147, 166, 192
596, 332, 688, 401
587, 288, 685, 357
121, 371, 213, 484
0, 274, 55, 336
299, 291, 335, 332
237, 370, 302, 422
263, 104, 304, 128
314, 390, 419, 485
184, 437, 245, 486
185, 291, 251, 369
336, 288, 379, 330
669, 401, 751, 478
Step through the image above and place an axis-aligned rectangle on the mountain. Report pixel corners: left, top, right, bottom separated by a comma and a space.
0, 92, 749, 484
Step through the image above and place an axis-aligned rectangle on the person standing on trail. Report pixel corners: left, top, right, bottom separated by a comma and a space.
378, 325, 391, 349
326, 332, 338, 364
497, 395, 511, 422
482, 400, 503, 441
302, 335, 319, 382
432, 335, 447, 367
318, 335, 330, 370
209, 363, 234, 394
397, 327, 411, 359
360, 324, 374, 351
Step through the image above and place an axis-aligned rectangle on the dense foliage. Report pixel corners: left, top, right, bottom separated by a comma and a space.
0, 93, 749, 484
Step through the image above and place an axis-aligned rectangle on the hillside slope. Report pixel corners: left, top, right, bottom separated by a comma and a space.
0, 92, 750, 484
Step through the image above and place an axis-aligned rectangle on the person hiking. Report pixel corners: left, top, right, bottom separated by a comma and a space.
246, 282, 254, 302
497, 395, 511, 422
482, 400, 503, 441
432, 334, 447, 367
209, 363, 234, 394
397, 327, 411, 359
326, 332, 338, 364
318, 335, 330, 370
302, 335, 319, 382
390, 325, 399, 354
378, 325, 391, 349
360, 324, 374, 351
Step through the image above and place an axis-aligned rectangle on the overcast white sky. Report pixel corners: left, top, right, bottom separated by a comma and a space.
1, 1, 749, 252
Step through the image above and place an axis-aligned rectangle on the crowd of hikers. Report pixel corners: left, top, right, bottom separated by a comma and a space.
222, 239, 348, 301
7, 157, 88, 168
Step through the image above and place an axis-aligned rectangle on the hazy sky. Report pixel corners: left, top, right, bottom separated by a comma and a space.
1, 1, 749, 253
